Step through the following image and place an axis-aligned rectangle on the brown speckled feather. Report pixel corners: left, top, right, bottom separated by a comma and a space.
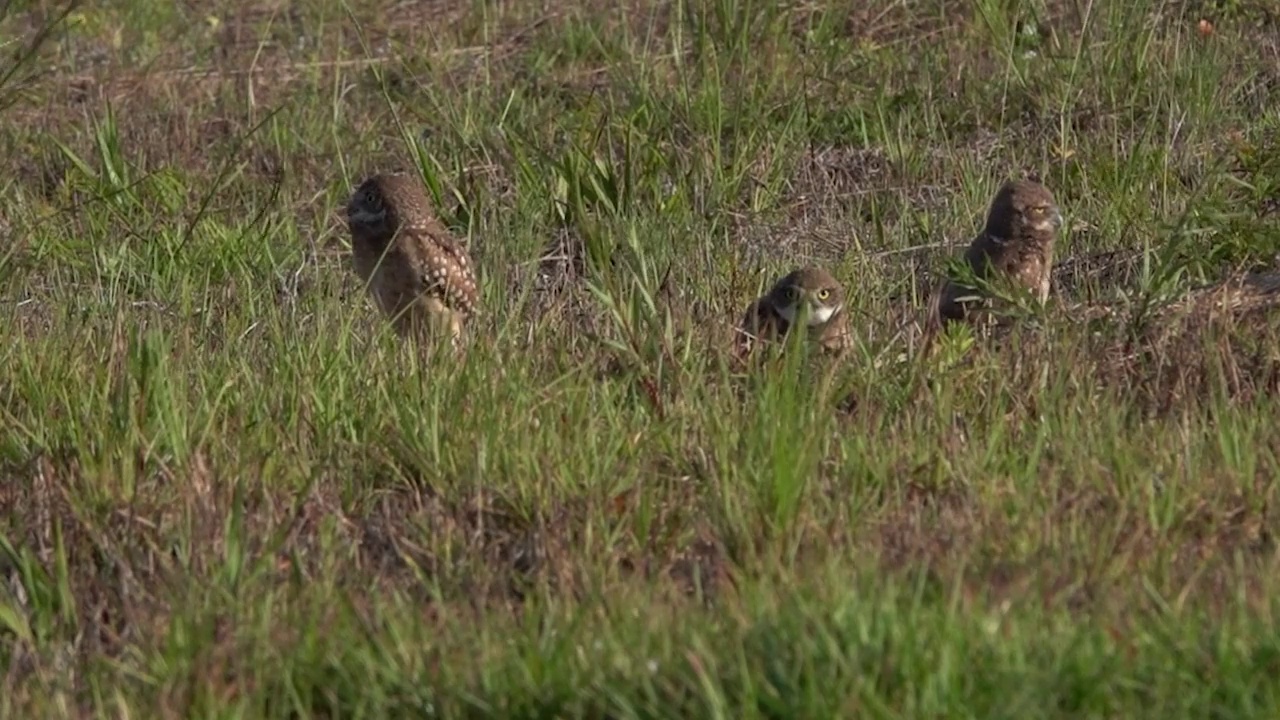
933, 179, 1061, 328
399, 218, 480, 317
347, 172, 480, 344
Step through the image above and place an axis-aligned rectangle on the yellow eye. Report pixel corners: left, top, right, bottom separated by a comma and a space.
816, 289, 831, 301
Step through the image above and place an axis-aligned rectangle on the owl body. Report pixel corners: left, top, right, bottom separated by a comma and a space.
346, 173, 479, 344
934, 179, 1062, 327
736, 267, 851, 357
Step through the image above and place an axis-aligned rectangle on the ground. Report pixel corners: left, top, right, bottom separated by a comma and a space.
3, 0, 1280, 717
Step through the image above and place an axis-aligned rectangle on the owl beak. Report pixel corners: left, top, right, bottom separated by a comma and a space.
1050, 207, 1064, 230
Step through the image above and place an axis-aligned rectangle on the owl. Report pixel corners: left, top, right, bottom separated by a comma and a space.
932, 178, 1062, 329
736, 266, 851, 357
345, 172, 479, 346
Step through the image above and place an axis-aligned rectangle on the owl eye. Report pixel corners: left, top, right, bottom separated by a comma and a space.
816, 289, 831, 301
363, 189, 381, 207
782, 286, 800, 302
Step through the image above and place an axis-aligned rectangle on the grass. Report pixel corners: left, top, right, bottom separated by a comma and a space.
3, 0, 1280, 716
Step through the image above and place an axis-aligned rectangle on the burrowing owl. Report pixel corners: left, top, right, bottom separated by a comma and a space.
345, 172, 479, 345
736, 266, 851, 356
931, 178, 1062, 328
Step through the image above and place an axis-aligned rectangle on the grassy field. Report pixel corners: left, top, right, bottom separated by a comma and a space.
3, 0, 1280, 716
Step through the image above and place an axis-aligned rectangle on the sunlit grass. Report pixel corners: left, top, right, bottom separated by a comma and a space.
2, 0, 1280, 717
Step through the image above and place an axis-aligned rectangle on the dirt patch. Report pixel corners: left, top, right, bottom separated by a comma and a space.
1087, 272, 1280, 413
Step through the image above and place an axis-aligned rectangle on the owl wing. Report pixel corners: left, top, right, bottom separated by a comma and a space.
734, 298, 784, 357
402, 219, 480, 317
963, 231, 1007, 278
933, 232, 996, 324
